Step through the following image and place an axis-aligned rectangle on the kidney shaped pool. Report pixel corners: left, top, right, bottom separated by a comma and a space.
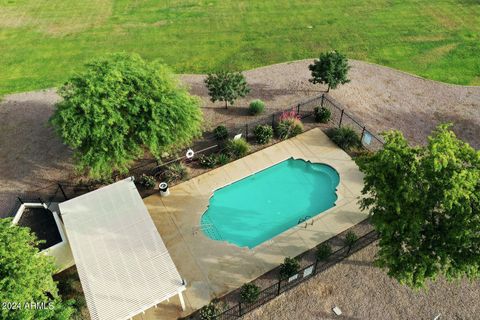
200, 158, 340, 248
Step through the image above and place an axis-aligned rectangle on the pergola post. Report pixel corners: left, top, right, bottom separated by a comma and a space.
178, 291, 186, 311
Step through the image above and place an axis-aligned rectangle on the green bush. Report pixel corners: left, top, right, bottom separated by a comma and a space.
249, 99, 265, 115
216, 153, 230, 166
279, 257, 300, 279
276, 119, 303, 139
344, 231, 358, 250
198, 154, 217, 168
163, 163, 188, 182
328, 126, 361, 151
316, 243, 332, 261
240, 283, 261, 303
226, 138, 250, 159
314, 106, 331, 123
199, 302, 219, 320
138, 174, 156, 189
254, 125, 274, 144
275, 109, 303, 139
214, 125, 229, 140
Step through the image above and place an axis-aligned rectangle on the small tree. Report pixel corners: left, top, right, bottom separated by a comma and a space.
279, 257, 300, 279
316, 243, 333, 261
240, 283, 260, 303
356, 124, 480, 288
0, 218, 74, 319
309, 51, 350, 92
204, 71, 250, 108
50, 53, 203, 179
344, 231, 358, 254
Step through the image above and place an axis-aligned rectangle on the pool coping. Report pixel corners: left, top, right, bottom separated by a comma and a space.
199, 157, 342, 250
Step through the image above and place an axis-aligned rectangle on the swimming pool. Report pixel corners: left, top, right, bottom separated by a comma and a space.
200, 158, 340, 248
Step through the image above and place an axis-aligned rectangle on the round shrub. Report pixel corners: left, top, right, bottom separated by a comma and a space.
314, 106, 331, 123
328, 126, 361, 151
138, 174, 156, 189
199, 302, 219, 320
226, 138, 250, 159
214, 125, 228, 140
316, 243, 332, 261
163, 163, 188, 182
198, 154, 217, 168
249, 99, 265, 115
240, 283, 261, 303
279, 257, 300, 279
276, 119, 303, 139
254, 125, 273, 144
216, 153, 230, 166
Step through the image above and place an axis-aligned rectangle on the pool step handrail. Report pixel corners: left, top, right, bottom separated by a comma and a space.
297, 215, 314, 228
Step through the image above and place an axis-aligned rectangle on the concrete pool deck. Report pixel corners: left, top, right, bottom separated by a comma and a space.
137, 128, 368, 319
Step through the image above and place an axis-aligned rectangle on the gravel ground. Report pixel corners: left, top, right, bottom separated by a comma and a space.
1, 59, 479, 319
243, 242, 480, 320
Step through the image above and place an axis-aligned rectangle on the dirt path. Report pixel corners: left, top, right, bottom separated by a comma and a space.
1, 60, 479, 216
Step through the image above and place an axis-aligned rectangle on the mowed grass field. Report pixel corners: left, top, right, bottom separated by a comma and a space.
1, 0, 479, 95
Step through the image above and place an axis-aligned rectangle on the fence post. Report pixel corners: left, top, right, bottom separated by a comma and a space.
313, 258, 319, 275
296, 104, 300, 114
239, 302, 242, 316
58, 183, 68, 200
339, 109, 344, 127
245, 124, 249, 141
321, 94, 325, 107
272, 114, 275, 127
17, 197, 24, 205
277, 279, 281, 295
360, 126, 366, 143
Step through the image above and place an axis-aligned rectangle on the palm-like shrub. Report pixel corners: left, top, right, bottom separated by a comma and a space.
254, 125, 273, 144
314, 106, 331, 123
214, 125, 228, 141
226, 138, 250, 159
216, 153, 230, 166
240, 283, 260, 303
279, 257, 300, 279
249, 99, 265, 115
163, 163, 188, 182
328, 126, 361, 151
276, 110, 303, 139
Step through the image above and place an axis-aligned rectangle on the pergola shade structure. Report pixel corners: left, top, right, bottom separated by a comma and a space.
59, 178, 185, 320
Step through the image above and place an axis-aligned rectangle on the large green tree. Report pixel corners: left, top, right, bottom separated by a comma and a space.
356, 124, 480, 288
204, 71, 250, 108
309, 51, 350, 92
50, 53, 203, 178
0, 218, 74, 320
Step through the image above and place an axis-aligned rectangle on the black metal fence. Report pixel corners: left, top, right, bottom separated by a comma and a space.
189, 229, 379, 320
3, 93, 384, 217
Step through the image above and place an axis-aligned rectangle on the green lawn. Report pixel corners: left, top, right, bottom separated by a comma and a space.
1, 0, 479, 95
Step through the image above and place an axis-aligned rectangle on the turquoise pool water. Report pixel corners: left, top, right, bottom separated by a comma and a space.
200, 158, 340, 248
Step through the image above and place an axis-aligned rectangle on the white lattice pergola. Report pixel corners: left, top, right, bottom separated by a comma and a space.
59, 178, 186, 320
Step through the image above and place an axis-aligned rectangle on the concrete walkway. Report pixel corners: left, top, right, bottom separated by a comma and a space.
136, 128, 368, 319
